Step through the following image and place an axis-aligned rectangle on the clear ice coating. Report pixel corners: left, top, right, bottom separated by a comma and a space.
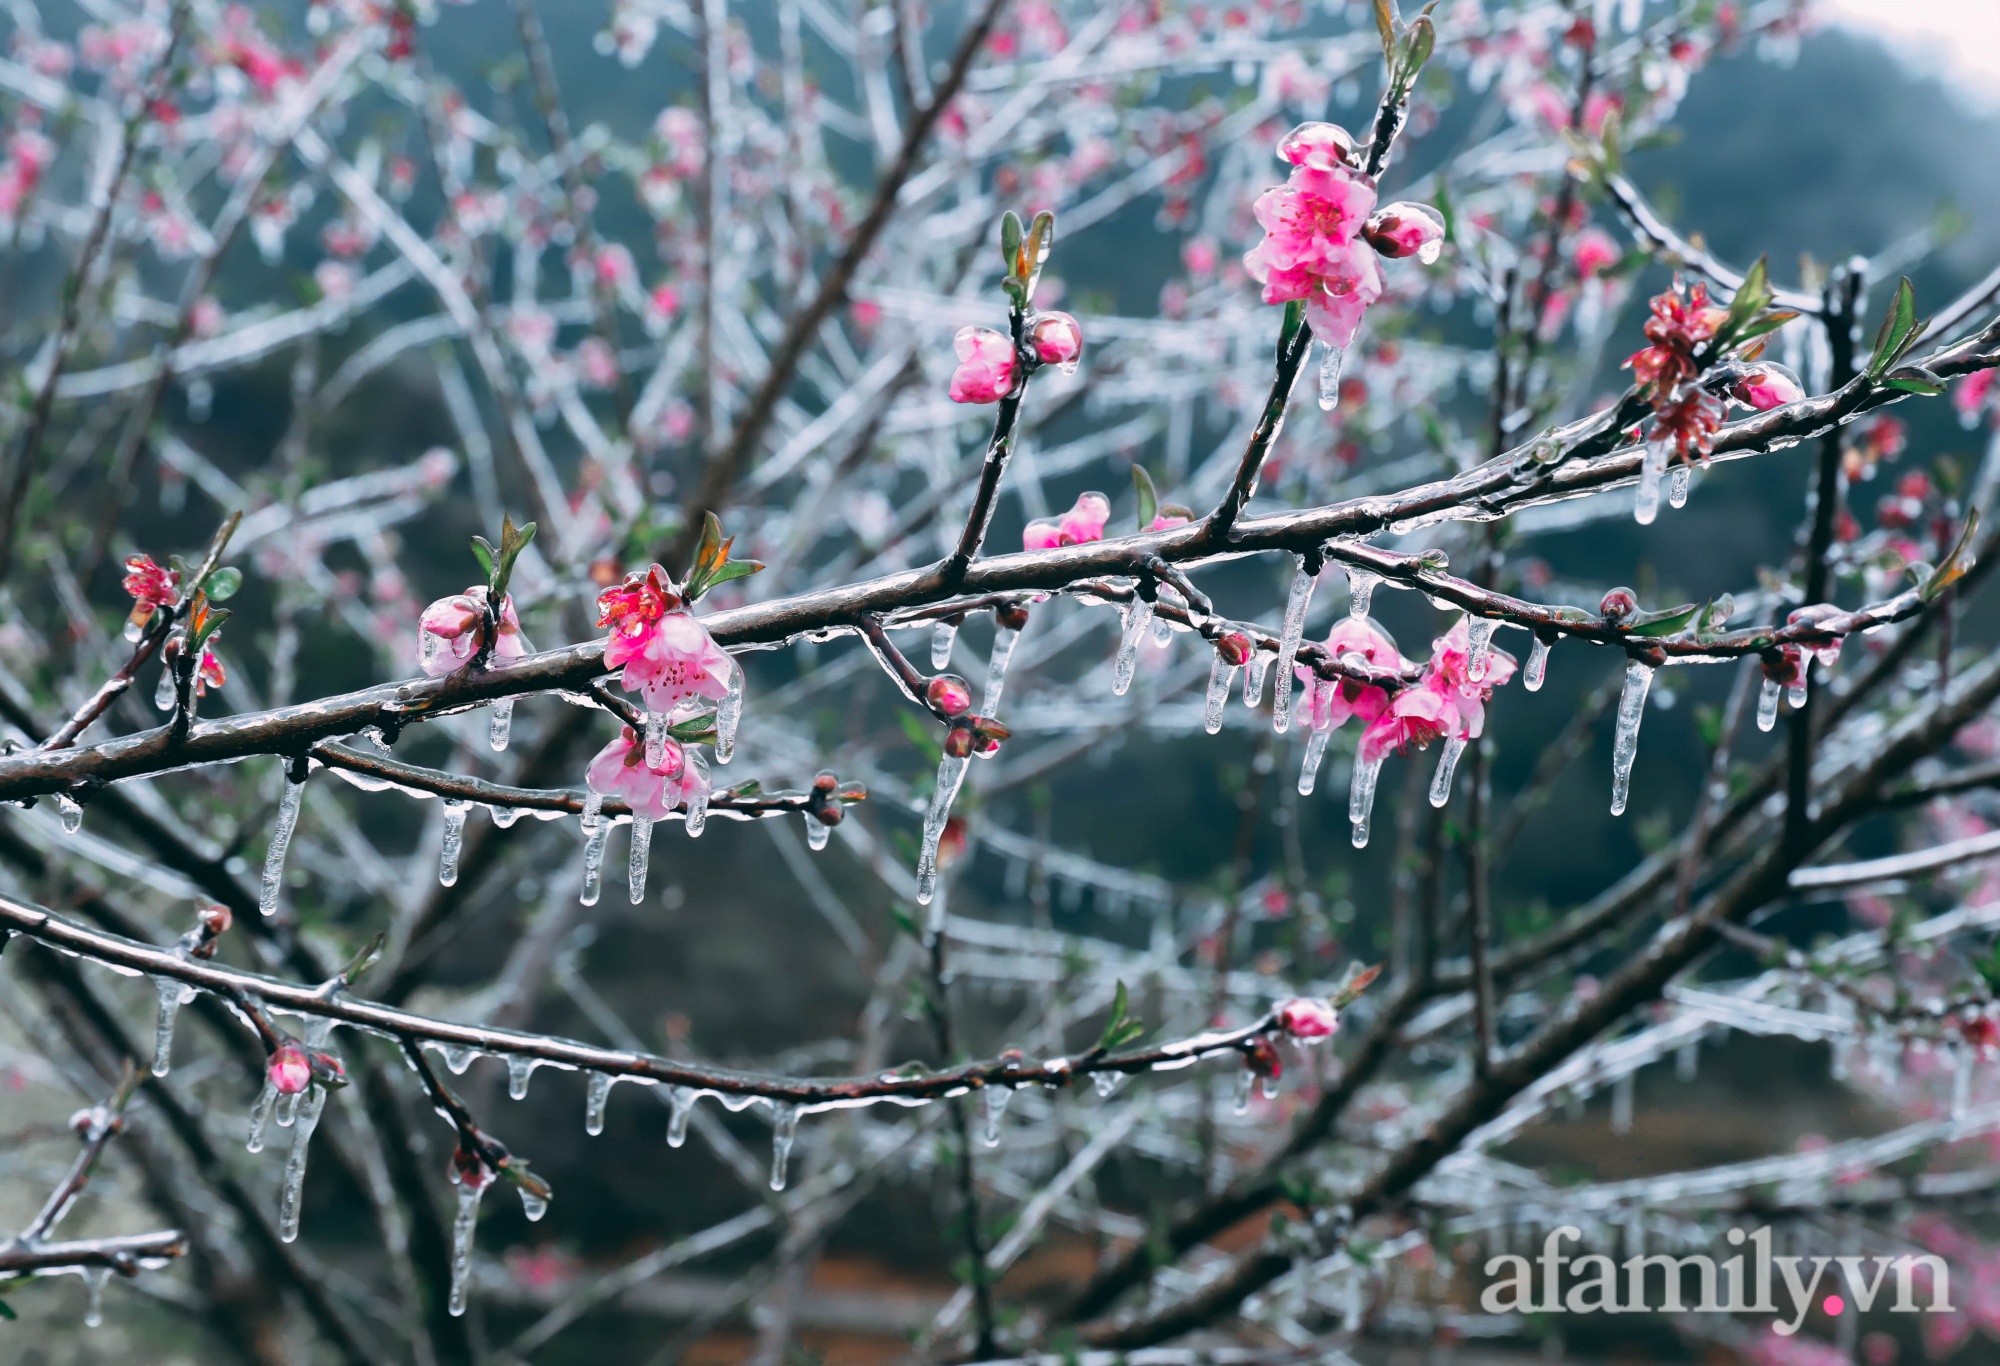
1346, 567, 1377, 620
585, 1071, 612, 1136
628, 817, 654, 904
1667, 463, 1691, 509
448, 1178, 483, 1317
438, 800, 468, 887
931, 618, 957, 670
276, 1088, 302, 1129
507, 1055, 534, 1100
982, 1085, 1012, 1146
151, 976, 193, 1077
1757, 676, 1782, 732
1429, 736, 1467, 808
259, 776, 305, 915
1111, 598, 1154, 697
1204, 652, 1239, 734
1298, 727, 1331, 796
1092, 1070, 1124, 1098
1787, 677, 1808, 710
1524, 636, 1552, 692
667, 1087, 695, 1147
1349, 753, 1385, 848
1465, 618, 1496, 682
520, 1186, 548, 1222
246, 1081, 278, 1153
155, 665, 176, 711
768, 1104, 800, 1191
1634, 437, 1671, 525
1151, 589, 1178, 648
489, 698, 514, 752
1233, 1067, 1254, 1114
56, 792, 84, 834
83, 1265, 107, 1328
715, 664, 744, 763
1609, 659, 1656, 817
682, 749, 711, 837
804, 814, 830, 851
279, 1085, 328, 1243
1270, 557, 1316, 733
915, 752, 969, 907
645, 711, 668, 769
444, 1045, 476, 1075
579, 794, 609, 906
980, 624, 1020, 716
1317, 340, 1346, 411
1242, 652, 1270, 708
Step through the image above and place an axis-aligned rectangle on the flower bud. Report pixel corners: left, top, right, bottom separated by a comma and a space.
1363, 202, 1446, 264
1277, 121, 1357, 171
1243, 1035, 1283, 1080
948, 325, 1018, 405
1727, 362, 1805, 412
943, 724, 976, 759
1274, 997, 1340, 1039
199, 904, 233, 937
1028, 311, 1084, 371
928, 674, 973, 716
996, 603, 1031, 632
309, 1051, 349, 1090
268, 1043, 313, 1095
1216, 631, 1253, 667
1599, 587, 1638, 623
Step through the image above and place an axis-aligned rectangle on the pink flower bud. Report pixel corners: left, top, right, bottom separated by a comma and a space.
1243, 1035, 1283, 1080
1727, 363, 1805, 411
1028, 311, 1084, 371
1363, 202, 1446, 263
1572, 227, 1620, 279
1275, 997, 1340, 1039
1599, 587, 1638, 623
947, 325, 1018, 405
1277, 121, 1357, 171
1022, 519, 1062, 550
268, 1043, 313, 1095
1216, 632, 1253, 667
943, 724, 975, 759
927, 674, 973, 716
1057, 491, 1110, 545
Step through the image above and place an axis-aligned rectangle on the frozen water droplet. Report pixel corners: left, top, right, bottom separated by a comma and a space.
585, 1072, 612, 1136
279, 1085, 327, 1242
1524, 636, 1552, 692
667, 1088, 695, 1147
1271, 557, 1316, 733
247, 1081, 278, 1153
1757, 677, 1782, 732
1204, 652, 1239, 734
1260, 1074, 1280, 1100
1112, 598, 1154, 696
56, 793, 83, 835
682, 750, 710, 837
1151, 604, 1175, 649
768, 1104, 800, 1191
260, 776, 305, 916
438, 800, 468, 887
1346, 568, 1377, 620
488, 698, 514, 752
1349, 753, 1385, 848
916, 752, 969, 907
1465, 618, 1496, 682
154, 665, 176, 711
151, 976, 192, 1077
444, 1045, 476, 1075
1298, 727, 1331, 796
492, 806, 522, 829
931, 619, 958, 670
276, 1089, 302, 1129
83, 1265, 107, 1328
507, 1055, 534, 1100
1667, 463, 1690, 509
1634, 438, 1671, 526
644, 712, 667, 770
448, 1179, 483, 1317
1233, 1067, 1254, 1114
980, 624, 1020, 716
982, 1086, 1012, 1146
520, 1186, 548, 1222
628, 817, 654, 904
715, 664, 744, 764
124, 616, 144, 645
579, 796, 609, 905
1317, 341, 1346, 411
1787, 677, 1808, 710
1243, 652, 1270, 708
804, 814, 830, 851
1417, 237, 1443, 265
1093, 1070, 1124, 1098
1429, 736, 1467, 808
1609, 660, 1655, 817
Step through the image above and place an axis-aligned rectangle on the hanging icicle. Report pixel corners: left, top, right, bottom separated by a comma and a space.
1465, 619, 1497, 682
1349, 753, 1385, 848
931, 618, 958, 670
1757, 677, 1782, 732
1429, 736, 1467, 808
1299, 728, 1331, 796
1243, 652, 1270, 708
683, 749, 711, 837
438, 800, 468, 887
1271, 556, 1316, 733
1634, 437, 1672, 525
1346, 567, 1378, 621
55, 792, 84, 834
804, 814, 830, 851
1205, 649, 1241, 734
628, 818, 654, 904
151, 976, 192, 1077
246, 1082, 278, 1153
1317, 341, 1346, 410
507, 1055, 534, 1100
916, 752, 970, 908
278, 1086, 328, 1243
1111, 597, 1154, 696
768, 1104, 801, 1191
982, 1086, 1012, 1146
667, 1088, 696, 1147
447, 1178, 484, 1317
82, 1266, 107, 1328
259, 774, 306, 916
1667, 463, 1691, 509
1524, 635, 1552, 692
489, 699, 514, 752
579, 794, 608, 905
585, 1072, 612, 1136
1233, 1068, 1254, 1114
715, 664, 745, 763
520, 1186, 548, 1222
644, 711, 668, 769
981, 622, 1020, 716
1609, 659, 1656, 817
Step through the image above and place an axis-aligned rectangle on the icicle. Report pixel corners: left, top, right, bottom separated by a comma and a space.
804, 814, 830, 851
1093, 1070, 1125, 1098
82, 1265, 107, 1328
931, 618, 957, 669
1243, 652, 1270, 708
1111, 598, 1154, 696
260, 776, 305, 916
247, 1082, 278, 1153
1151, 591, 1177, 648
768, 1104, 800, 1191
1634, 438, 1671, 525
507, 1055, 534, 1100
585, 1072, 612, 1136
1465, 619, 1497, 682
279, 1085, 327, 1242
682, 749, 711, 837
1346, 568, 1377, 620
980, 624, 1020, 715
1786, 676, 1808, 710
915, 752, 969, 908
448, 1179, 483, 1317
444, 1045, 476, 1075
154, 665, 176, 710
982, 1086, 1012, 1146
1317, 341, 1346, 411
1609, 660, 1656, 817
1271, 557, 1316, 733
520, 1187, 548, 1222
644, 711, 667, 769
1429, 736, 1467, 808
1610, 1072, 1634, 1136
667, 1087, 695, 1147
1667, 463, 1691, 509
579, 796, 608, 905
151, 976, 191, 1077
492, 806, 522, 829
1233, 1068, 1254, 1114
438, 800, 468, 886
276, 1088, 302, 1129
1205, 651, 1239, 734
1349, 753, 1385, 848
1524, 636, 1552, 692
715, 664, 744, 763
1757, 677, 1782, 732
1298, 728, 1331, 796
628, 818, 654, 904
488, 698, 514, 752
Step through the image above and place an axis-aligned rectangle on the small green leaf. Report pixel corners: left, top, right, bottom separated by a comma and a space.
1020, 210, 1056, 305
999, 210, 1024, 278
1627, 601, 1700, 637
669, 711, 720, 743
1403, 15, 1435, 80
469, 536, 497, 581
1884, 365, 1946, 396
1132, 465, 1159, 532
1720, 256, 1771, 344
1097, 980, 1132, 1051
190, 605, 231, 649
203, 566, 242, 601
1867, 277, 1919, 379
1923, 510, 1979, 601
1729, 310, 1800, 346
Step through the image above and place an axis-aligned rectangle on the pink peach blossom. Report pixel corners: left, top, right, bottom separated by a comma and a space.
586, 726, 702, 821
948, 325, 1018, 404
268, 1043, 312, 1095
1275, 997, 1340, 1038
418, 587, 532, 677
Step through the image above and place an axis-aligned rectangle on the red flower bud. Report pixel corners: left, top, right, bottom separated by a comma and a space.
1600, 587, 1638, 623
268, 1044, 313, 1095
927, 674, 973, 717
943, 724, 975, 759
1216, 631, 1253, 667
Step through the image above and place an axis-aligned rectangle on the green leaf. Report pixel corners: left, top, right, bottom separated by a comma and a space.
1729, 310, 1800, 346
469, 536, 498, 582
1373, 0, 1400, 65
203, 565, 242, 601
1867, 276, 1919, 379
1627, 601, 1700, 637
1277, 298, 1306, 363
682, 511, 764, 601
1403, 14, 1435, 81
190, 605, 231, 649
1097, 979, 1133, 1051
999, 210, 1023, 278
1719, 256, 1771, 345
1132, 465, 1159, 532
1884, 365, 1946, 396
1020, 210, 1056, 306
1923, 509, 1979, 601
